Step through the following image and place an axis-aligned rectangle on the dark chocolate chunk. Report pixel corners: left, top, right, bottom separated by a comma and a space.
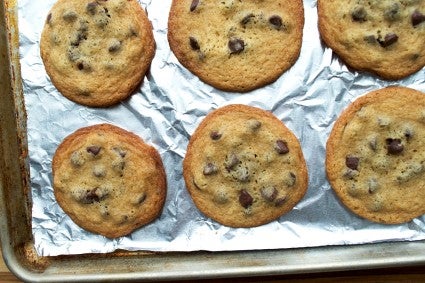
239, 189, 253, 208
351, 6, 367, 22
346, 156, 359, 170
275, 140, 289, 154
412, 10, 425, 26
210, 131, 222, 140
228, 38, 245, 54
190, 0, 199, 12
80, 188, 107, 204
87, 145, 101, 156
46, 13, 52, 24
378, 33, 398, 47
269, 15, 283, 29
386, 138, 404, 154
189, 36, 200, 50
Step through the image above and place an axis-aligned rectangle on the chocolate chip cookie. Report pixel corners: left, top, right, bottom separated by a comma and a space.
183, 104, 308, 227
326, 86, 425, 224
40, 0, 155, 107
168, 0, 304, 92
52, 124, 166, 238
318, 0, 425, 80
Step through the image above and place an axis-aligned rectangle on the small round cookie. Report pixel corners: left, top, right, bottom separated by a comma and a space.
40, 0, 155, 107
326, 86, 425, 224
168, 0, 304, 92
183, 104, 308, 227
318, 0, 425, 80
52, 124, 166, 238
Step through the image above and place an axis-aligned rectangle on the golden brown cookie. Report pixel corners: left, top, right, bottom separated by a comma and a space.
168, 0, 304, 92
40, 0, 155, 107
318, 0, 425, 80
326, 86, 425, 224
183, 104, 308, 227
52, 124, 166, 238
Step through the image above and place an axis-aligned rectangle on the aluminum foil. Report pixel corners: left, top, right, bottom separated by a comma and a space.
18, 0, 425, 256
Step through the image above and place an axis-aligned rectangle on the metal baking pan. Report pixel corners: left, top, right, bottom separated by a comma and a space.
2, 0, 425, 281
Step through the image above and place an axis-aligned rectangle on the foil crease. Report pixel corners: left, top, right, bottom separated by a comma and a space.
18, 0, 425, 256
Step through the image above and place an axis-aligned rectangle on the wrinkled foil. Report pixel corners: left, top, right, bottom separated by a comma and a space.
18, 0, 425, 256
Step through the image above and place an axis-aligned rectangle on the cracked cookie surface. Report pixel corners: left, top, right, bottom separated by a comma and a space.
168, 0, 304, 92
318, 0, 425, 80
52, 124, 166, 238
40, 0, 155, 107
326, 86, 425, 224
183, 104, 308, 227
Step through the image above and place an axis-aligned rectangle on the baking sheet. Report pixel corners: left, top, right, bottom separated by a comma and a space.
18, 0, 425, 257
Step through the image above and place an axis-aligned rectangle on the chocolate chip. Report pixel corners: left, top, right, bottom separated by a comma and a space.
285, 172, 296, 187
228, 38, 245, 54
241, 13, 255, 26
346, 156, 359, 170
225, 153, 239, 171
108, 39, 121, 53
412, 10, 425, 26
275, 196, 287, 207
113, 147, 127, 158
378, 33, 398, 48
87, 145, 101, 156
203, 163, 218, 175
189, 36, 200, 50
384, 3, 401, 22
77, 61, 91, 71
210, 131, 222, 140
261, 186, 278, 202
46, 13, 53, 25
86, 2, 98, 15
363, 35, 376, 44
190, 0, 199, 12
404, 128, 414, 140
239, 189, 253, 208
247, 119, 261, 131
351, 6, 367, 22
269, 15, 283, 29
62, 11, 78, 22
80, 187, 108, 204
275, 140, 289, 154
386, 138, 404, 154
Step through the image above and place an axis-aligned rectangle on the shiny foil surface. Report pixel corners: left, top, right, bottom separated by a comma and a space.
18, 0, 425, 256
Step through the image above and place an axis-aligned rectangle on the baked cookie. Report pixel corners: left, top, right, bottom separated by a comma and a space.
52, 124, 166, 238
318, 0, 425, 80
40, 0, 155, 107
168, 0, 304, 92
326, 86, 425, 224
183, 104, 308, 227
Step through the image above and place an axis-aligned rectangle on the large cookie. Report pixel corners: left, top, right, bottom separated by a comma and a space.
318, 0, 425, 80
40, 0, 155, 107
183, 104, 308, 227
326, 86, 425, 224
52, 124, 166, 238
168, 0, 304, 92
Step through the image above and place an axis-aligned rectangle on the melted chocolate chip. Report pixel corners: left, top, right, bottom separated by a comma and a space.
378, 33, 398, 48
87, 145, 101, 155
386, 138, 404, 154
225, 153, 239, 171
269, 15, 283, 29
80, 188, 107, 204
275, 140, 289, 154
190, 0, 199, 12
351, 6, 367, 22
228, 38, 245, 54
412, 10, 425, 26
239, 189, 253, 208
346, 156, 359, 170
189, 36, 200, 50
210, 131, 222, 140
